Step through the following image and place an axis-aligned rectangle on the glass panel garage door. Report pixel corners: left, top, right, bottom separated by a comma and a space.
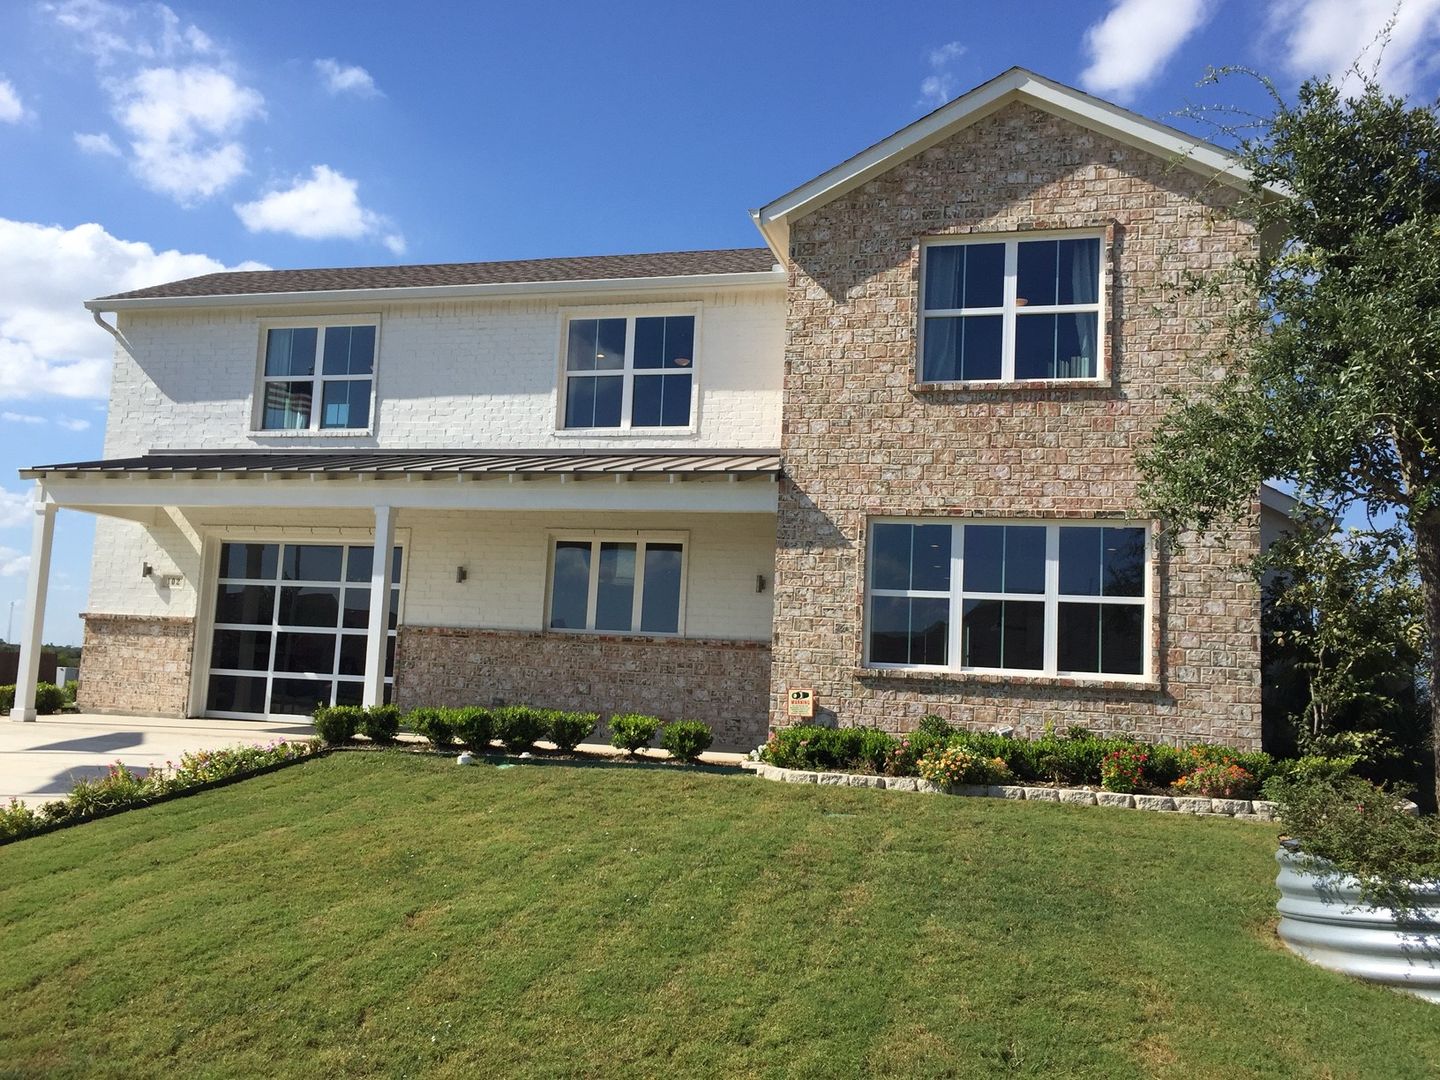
205, 542, 402, 719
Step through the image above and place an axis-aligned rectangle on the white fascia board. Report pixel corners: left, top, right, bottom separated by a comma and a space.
754, 68, 1266, 241
33, 473, 779, 514
1259, 482, 1300, 517
85, 269, 788, 313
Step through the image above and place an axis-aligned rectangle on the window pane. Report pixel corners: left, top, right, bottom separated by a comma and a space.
924, 245, 964, 310
550, 541, 591, 629
219, 542, 277, 581
207, 674, 267, 714
282, 545, 343, 582
1103, 527, 1146, 597
963, 599, 1044, 669
634, 316, 694, 369
963, 525, 1044, 593
278, 586, 340, 627
337, 634, 366, 676
262, 381, 312, 430
661, 372, 691, 426
1058, 602, 1102, 672
565, 375, 623, 428
274, 632, 337, 674
264, 328, 317, 377
321, 325, 375, 376
1057, 237, 1100, 305
1059, 527, 1102, 596
320, 380, 371, 429
1101, 604, 1145, 674
1015, 313, 1098, 379
963, 243, 1004, 308
640, 543, 683, 633
633, 373, 691, 427
1016, 239, 1059, 307
870, 596, 948, 666
343, 545, 399, 584
1061, 526, 1145, 597
923, 315, 1002, 382
215, 584, 274, 625
567, 318, 626, 371
595, 542, 636, 632
872, 523, 951, 592
210, 629, 272, 672
270, 678, 332, 715
566, 319, 598, 371
334, 680, 363, 706
342, 588, 370, 628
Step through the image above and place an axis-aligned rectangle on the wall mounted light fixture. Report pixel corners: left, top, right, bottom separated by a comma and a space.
456, 566, 468, 583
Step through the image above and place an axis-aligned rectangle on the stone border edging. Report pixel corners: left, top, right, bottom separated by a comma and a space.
746, 761, 1278, 821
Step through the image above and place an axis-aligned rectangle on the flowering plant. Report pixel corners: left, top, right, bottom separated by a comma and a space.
1173, 760, 1255, 799
917, 747, 1012, 786
1100, 746, 1149, 794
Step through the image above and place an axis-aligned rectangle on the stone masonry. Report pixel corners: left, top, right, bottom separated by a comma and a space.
770, 101, 1263, 747
78, 613, 195, 716
395, 625, 772, 750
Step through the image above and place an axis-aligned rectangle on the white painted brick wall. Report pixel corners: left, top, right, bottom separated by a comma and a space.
102, 287, 785, 457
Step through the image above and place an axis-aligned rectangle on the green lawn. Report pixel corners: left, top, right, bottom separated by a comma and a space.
3, 754, 1438, 1079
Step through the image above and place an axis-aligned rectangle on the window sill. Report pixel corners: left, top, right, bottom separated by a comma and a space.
852, 665, 1160, 693
911, 378, 1111, 393
248, 428, 374, 438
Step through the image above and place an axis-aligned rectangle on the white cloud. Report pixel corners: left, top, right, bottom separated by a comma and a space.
918, 41, 967, 108
1269, 0, 1440, 97
57, 416, 92, 431
235, 165, 405, 252
0, 489, 31, 529
0, 78, 27, 124
1079, 0, 1213, 102
0, 217, 265, 400
315, 58, 380, 97
74, 131, 121, 156
2, 412, 46, 425
0, 548, 30, 578
46, 1, 263, 202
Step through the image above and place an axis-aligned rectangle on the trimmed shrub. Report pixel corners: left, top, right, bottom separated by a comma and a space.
360, 704, 401, 744
312, 705, 363, 746
660, 720, 713, 762
1100, 746, 1149, 794
547, 710, 598, 753
918, 746, 1012, 786
407, 707, 454, 749
494, 705, 547, 752
764, 725, 899, 773
0, 685, 12, 711
34, 683, 65, 715
609, 713, 659, 753
450, 706, 495, 752
0, 797, 40, 842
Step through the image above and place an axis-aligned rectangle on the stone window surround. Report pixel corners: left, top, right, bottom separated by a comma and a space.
553, 303, 703, 436
853, 508, 1163, 692
911, 219, 1119, 393
249, 313, 382, 437
544, 528, 690, 638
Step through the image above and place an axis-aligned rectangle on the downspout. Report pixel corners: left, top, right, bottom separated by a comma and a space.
92, 309, 129, 350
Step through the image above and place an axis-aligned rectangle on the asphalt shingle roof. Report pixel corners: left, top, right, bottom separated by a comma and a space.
98, 248, 778, 301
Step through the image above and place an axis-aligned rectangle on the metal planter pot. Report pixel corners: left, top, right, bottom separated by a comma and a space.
1275, 847, 1440, 1003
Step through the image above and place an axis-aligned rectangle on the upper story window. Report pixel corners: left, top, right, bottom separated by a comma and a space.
561, 313, 695, 430
548, 533, 686, 635
920, 234, 1102, 384
259, 322, 377, 431
865, 518, 1149, 679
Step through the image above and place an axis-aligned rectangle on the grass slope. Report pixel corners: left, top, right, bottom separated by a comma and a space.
2, 753, 1438, 1079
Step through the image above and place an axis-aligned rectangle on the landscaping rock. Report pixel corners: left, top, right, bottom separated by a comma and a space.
783, 770, 818, 784
990, 785, 1027, 799
1173, 797, 1214, 814
816, 772, 845, 786
1250, 800, 1279, 822
848, 774, 885, 789
885, 777, 917, 793
1210, 798, 1251, 816
1134, 794, 1177, 811
1025, 787, 1060, 802
952, 784, 990, 798
1057, 788, 1097, 805
915, 780, 942, 794
1096, 791, 1135, 809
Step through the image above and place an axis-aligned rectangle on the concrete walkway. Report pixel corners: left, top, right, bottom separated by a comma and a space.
1, 713, 313, 806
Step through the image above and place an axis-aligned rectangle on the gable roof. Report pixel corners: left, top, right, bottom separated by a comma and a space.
89, 248, 781, 311
750, 67, 1257, 260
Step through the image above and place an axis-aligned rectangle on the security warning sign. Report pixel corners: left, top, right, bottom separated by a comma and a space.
787, 688, 815, 719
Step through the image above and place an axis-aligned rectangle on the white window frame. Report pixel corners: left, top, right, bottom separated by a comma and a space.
555, 306, 701, 433
205, 539, 405, 719
545, 530, 689, 636
917, 230, 1106, 385
863, 517, 1152, 681
252, 314, 382, 434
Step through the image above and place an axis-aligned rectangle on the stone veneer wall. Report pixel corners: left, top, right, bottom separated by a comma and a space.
77, 613, 195, 717
772, 100, 1263, 747
395, 625, 772, 750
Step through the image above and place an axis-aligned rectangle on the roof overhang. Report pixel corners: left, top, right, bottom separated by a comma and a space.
751, 67, 1273, 261
86, 269, 788, 313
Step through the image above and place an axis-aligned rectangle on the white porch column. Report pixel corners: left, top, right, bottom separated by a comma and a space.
11, 488, 56, 722
361, 505, 396, 708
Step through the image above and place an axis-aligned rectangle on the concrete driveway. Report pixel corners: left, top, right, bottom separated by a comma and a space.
1, 713, 314, 806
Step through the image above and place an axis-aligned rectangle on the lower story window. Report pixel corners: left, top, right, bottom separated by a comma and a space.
548, 535, 685, 635
866, 519, 1149, 677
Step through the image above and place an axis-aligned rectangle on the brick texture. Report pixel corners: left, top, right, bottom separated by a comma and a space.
770, 101, 1263, 747
394, 625, 771, 750
78, 613, 195, 716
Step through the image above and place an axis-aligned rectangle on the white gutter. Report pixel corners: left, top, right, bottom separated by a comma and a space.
86, 268, 789, 313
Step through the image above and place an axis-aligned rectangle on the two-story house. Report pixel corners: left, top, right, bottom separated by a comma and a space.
9, 69, 1275, 750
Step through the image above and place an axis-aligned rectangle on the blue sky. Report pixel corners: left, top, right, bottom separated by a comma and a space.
2, 0, 1439, 645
